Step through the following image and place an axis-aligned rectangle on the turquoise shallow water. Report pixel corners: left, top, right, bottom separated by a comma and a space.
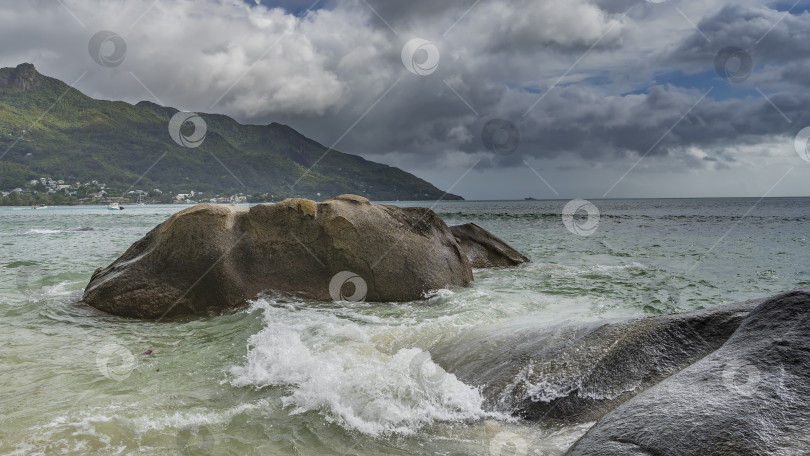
1, 198, 808, 455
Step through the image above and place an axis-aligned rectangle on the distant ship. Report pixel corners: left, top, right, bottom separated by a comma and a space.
107, 202, 124, 211
524, 197, 538, 201
31, 204, 48, 209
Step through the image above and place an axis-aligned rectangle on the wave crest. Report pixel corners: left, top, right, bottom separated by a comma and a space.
229, 299, 500, 436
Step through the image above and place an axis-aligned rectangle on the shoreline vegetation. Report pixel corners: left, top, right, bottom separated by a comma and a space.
0, 63, 462, 204
0, 192, 293, 207
4, 195, 808, 207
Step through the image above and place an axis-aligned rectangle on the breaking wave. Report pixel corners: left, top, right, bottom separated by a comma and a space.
229, 298, 505, 436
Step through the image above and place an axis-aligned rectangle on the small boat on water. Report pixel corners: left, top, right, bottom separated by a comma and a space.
32, 204, 48, 210
107, 202, 124, 211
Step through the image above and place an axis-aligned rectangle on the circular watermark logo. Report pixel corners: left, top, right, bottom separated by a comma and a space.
641, 278, 681, 314
169, 112, 207, 148
401, 38, 440, 76
96, 344, 135, 381
721, 359, 761, 397
490, 431, 529, 456
176, 425, 215, 455
714, 46, 753, 84
482, 119, 520, 156
408, 351, 447, 390
88, 30, 127, 68
561, 199, 600, 236
328, 271, 368, 302
794, 126, 810, 163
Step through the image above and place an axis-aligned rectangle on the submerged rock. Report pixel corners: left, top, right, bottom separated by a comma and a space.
566, 288, 810, 455
83, 195, 478, 318
432, 298, 763, 423
449, 223, 530, 268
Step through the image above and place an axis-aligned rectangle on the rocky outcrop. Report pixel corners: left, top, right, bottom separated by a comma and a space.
449, 223, 530, 268
0, 63, 41, 90
565, 288, 810, 456
83, 195, 477, 319
432, 298, 764, 423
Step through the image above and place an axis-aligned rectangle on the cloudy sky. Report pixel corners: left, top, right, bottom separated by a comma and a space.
1, 0, 809, 199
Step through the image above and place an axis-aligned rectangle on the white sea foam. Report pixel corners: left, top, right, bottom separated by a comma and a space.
26, 227, 94, 234
27, 229, 63, 234
128, 400, 270, 433
42, 281, 74, 296
13, 400, 269, 456
229, 298, 500, 436
589, 262, 646, 272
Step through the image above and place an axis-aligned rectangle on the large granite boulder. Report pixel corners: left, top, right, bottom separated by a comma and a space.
449, 223, 530, 268
83, 195, 476, 318
566, 288, 810, 455
431, 298, 763, 423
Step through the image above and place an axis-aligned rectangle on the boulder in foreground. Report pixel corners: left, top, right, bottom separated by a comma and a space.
83, 195, 483, 318
566, 288, 810, 455
432, 297, 762, 423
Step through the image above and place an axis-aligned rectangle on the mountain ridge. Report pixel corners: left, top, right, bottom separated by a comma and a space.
0, 63, 462, 202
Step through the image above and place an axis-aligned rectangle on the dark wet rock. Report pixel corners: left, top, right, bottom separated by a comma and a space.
565, 288, 810, 456
432, 298, 763, 423
449, 223, 530, 268
82, 195, 473, 319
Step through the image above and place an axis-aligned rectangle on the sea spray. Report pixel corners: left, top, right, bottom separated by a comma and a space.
229, 299, 502, 436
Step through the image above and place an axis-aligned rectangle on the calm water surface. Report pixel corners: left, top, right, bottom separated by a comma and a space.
1, 198, 808, 455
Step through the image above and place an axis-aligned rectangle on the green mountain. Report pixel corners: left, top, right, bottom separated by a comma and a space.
0, 63, 461, 202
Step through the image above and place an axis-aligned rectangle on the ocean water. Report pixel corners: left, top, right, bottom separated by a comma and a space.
1, 198, 808, 455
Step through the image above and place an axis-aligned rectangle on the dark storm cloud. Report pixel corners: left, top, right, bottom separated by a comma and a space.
313, 1, 810, 169
326, 80, 807, 171
358, 0, 463, 27
754, 60, 810, 89
667, 4, 810, 69
592, 0, 644, 15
